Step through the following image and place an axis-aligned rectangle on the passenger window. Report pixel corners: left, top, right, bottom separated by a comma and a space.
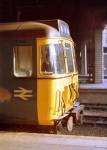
13, 46, 32, 77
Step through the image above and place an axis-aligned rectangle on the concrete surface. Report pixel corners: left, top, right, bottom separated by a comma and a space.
79, 79, 107, 104
0, 132, 107, 150
80, 79, 107, 89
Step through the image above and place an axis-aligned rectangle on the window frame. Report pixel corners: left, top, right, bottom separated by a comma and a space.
13, 43, 33, 78
64, 42, 74, 73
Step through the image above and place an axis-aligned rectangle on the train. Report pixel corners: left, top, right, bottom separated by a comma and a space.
0, 19, 84, 134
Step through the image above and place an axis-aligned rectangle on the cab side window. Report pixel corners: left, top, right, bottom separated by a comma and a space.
13, 45, 33, 77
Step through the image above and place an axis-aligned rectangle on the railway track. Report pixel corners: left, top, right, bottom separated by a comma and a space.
82, 103, 107, 125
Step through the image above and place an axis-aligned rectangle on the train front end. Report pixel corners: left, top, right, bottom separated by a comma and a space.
36, 20, 84, 133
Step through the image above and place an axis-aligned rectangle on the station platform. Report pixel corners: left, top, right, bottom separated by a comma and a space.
79, 80, 107, 104
0, 132, 107, 150
80, 79, 107, 89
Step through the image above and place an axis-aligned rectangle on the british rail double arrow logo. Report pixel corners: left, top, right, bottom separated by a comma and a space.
14, 87, 32, 100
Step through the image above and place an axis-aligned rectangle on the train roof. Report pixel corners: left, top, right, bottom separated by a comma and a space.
0, 19, 71, 39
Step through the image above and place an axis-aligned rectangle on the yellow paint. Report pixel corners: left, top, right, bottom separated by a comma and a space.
36, 37, 79, 126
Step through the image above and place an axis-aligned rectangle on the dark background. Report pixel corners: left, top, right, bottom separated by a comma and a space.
0, 0, 107, 34
0, 0, 107, 82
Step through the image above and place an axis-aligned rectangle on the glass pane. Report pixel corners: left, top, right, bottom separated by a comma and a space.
13, 46, 32, 77
41, 45, 53, 73
55, 44, 66, 74
65, 43, 74, 73
41, 44, 66, 74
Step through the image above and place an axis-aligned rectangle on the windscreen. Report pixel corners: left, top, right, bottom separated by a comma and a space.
65, 43, 74, 73
41, 44, 66, 74
40, 43, 74, 75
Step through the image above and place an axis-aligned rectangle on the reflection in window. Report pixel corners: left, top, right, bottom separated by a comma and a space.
56, 44, 66, 74
13, 46, 32, 77
41, 45, 52, 73
65, 43, 74, 73
41, 44, 66, 74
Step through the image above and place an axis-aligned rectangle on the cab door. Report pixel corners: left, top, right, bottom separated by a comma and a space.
0, 40, 38, 125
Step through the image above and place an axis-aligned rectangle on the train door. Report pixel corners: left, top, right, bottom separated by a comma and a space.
0, 40, 38, 125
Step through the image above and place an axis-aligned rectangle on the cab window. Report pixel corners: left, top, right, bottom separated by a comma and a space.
65, 43, 74, 73
13, 45, 32, 77
41, 44, 66, 74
